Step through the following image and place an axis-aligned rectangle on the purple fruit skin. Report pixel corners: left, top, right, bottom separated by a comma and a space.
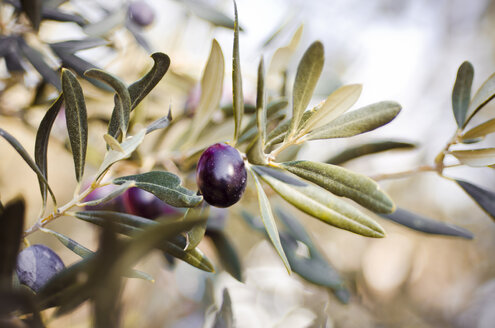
128, 1, 155, 27
123, 187, 181, 219
16, 244, 65, 292
83, 184, 125, 212
196, 143, 247, 208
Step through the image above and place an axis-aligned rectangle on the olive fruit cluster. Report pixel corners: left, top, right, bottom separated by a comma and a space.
196, 143, 247, 208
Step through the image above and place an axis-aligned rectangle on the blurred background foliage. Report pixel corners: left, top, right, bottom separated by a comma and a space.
1, 0, 495, 327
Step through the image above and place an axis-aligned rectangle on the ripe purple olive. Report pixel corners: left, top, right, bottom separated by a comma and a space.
128, 1, 155, 27
123, 187, 182, 219
196, 143, 247, 208
16, 244, 65, 292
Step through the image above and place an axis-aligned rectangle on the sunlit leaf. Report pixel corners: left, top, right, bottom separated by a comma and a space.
452, 61, 474, 128
465, 71, 495, 127
62, 68, 88, 182
450, 148, 495, 167
18, 38, 61, 90
326, 140, 416, 165
249, 168, 291, 273
280, 160, 395, 213
213, 289, 234, 328
305, 101, 401, 141
381, 207, 474, 239
0, 198, 24, 285
206, 230, 242, 282
253, 166, 385, 238
35, 93, 64, 208
456, 179, 495, 221
461, 118, 495, 140
232, 2, 244, 145
286, 41, 324, 141
268, 24, 303, 74
20, 0, 42, 31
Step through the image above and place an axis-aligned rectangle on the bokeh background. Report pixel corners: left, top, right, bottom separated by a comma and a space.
2, 0, 495, 327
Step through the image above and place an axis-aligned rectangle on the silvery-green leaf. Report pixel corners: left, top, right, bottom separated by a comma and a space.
62, 68, 88, 182
50, 38, 108, 53
146, 108, 172, 135
250, 168, 291, 273
232, 2, 244, 144
452, 61, 474, 128
103, 134, 124, 152
187, 40, 224, 144
280, 160, 395, 213
326, 140, 416, 165
381, 208, 473, 239
268, 24, 303, 75
0, 198, 24, 283
256, 57, 267, 144
80, 181, 133, 208
0, 128, 56, 204
456, 179, 495, 221
213, 289, 234, 328
41, 7, 86, 26
305, 101, 401, 141
246, 136, 267, 165
35, 93, 63, 208
125, 19, 152, 52
18, 38, 61, 90
450, 148, 495, 167
20, 0, 42, 31
206, 230, 242, 282
254, 166, 385, 238
183, 202, 209, 251
299, 84, 362, 135
461, 118, 495, 140
113, 171, 202, 208
286, 41, 324, 141
465, 71, 495, 127
181, 0, 238, 30
83, 8, 126, 36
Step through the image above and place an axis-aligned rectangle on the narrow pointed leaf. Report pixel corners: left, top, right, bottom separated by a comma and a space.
305, 101, 401, 140
268, 24, 303, 74
146, 109, 172, 135
104, 133, 124, 152
232, 2, 244, 144
256, 57, 267, 144
42, 7, 86, 26
80, 181, 133, 208
246, 136, 267, 165
113, 171, 202, 208
250, 169, 291, 273
213, 289, 234, 328
462, 118, 495, 140
0, 198, 24, 285
253, 166, 385, 238
286, 41, 324, 141
0, 128, 56, 204
85, 69, 131, 137
183, 202, 209, 251
18, 38, 61, 90
20, 0, 42, 31
182, 0, 238, 30
450, 148, 495, 167
50, 38, 108, 53
207, 230, 242, 282
456, 179, 495, 221
280, 160, 395, 213
452, 61, 474, 128
326, 140, 416, 165
35, 93, 64, 208
466, 71, 495, 127
62, 68, 88, 182
300, 84, 362, 135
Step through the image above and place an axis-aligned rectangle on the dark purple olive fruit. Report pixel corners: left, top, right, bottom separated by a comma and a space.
128, 1, 155, 27
16, 244, 65, 292
83, 184, 125, 212
123, 187, 181, 219
196, 143, 247, 208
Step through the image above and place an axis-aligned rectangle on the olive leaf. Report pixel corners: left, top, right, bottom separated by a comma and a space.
80, 181, 133, 208
450, 148, 495, 167
249, 168, 291, 273
326, 140, 416, 165
305, 101, 401, 141
461, 118, 495, 140
0, 198, 24, 285
20, 0, 42, 31
381, 208, 474, 239
50, 38, 108, 53
465, 70, 495, 127
0, 128, 56, 204
286, 41, 324, 141
62, 68, 88, 182
256, 57, 267, 145
183, 202, 209, 251
268, 24, 303, 75
213, 289, 234, 328
452, 61, 474, 128
232, 1, 244, 145
253, 166, 385, 238
206, 230, 242, 282
84, 69, 131, 138
181, 0, 238, 30
146, 108, 172, 135
113, 171, 202, 208
35, 93, 64, 208
456, 179, 495, 221
279, 160, 395, 213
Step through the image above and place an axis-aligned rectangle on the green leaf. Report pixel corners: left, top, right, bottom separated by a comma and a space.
456, 179, 495, 221
326, 140, 416, 165
232, 2, 244, 145
305, 101, 401, 141
213, 289, 234, 328
18, 38, 61, 90
182, 0, 239, 30
0, 128, 56, 204
146, 109, 172, 135
83, 8, 126, 36
35, 93, 64, 208
450, 148, 495, 167
84, 69, 131, 138
461, 118, 495, 140
183, 202, 209, 251
113, 171, 202, 208
381, 208, 473, 239
187, 40, 224, 145
286, 41, 324, 141
246, 136, 267, 165
80, 181, 133, 208
62, 68, 88, 182
280, 160, 395, 213
256, 57, 267, 144
0, 198, 24, 286
249, 168, 291, 273
299, 84, 362, 135
207, 230, 242, 282
465, 71, 495, 127
253, 166, 385, 238
452, 61, 474, 128
268, 24, 303, 75
50, 38, 108, 53
20, 0, 42, 31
